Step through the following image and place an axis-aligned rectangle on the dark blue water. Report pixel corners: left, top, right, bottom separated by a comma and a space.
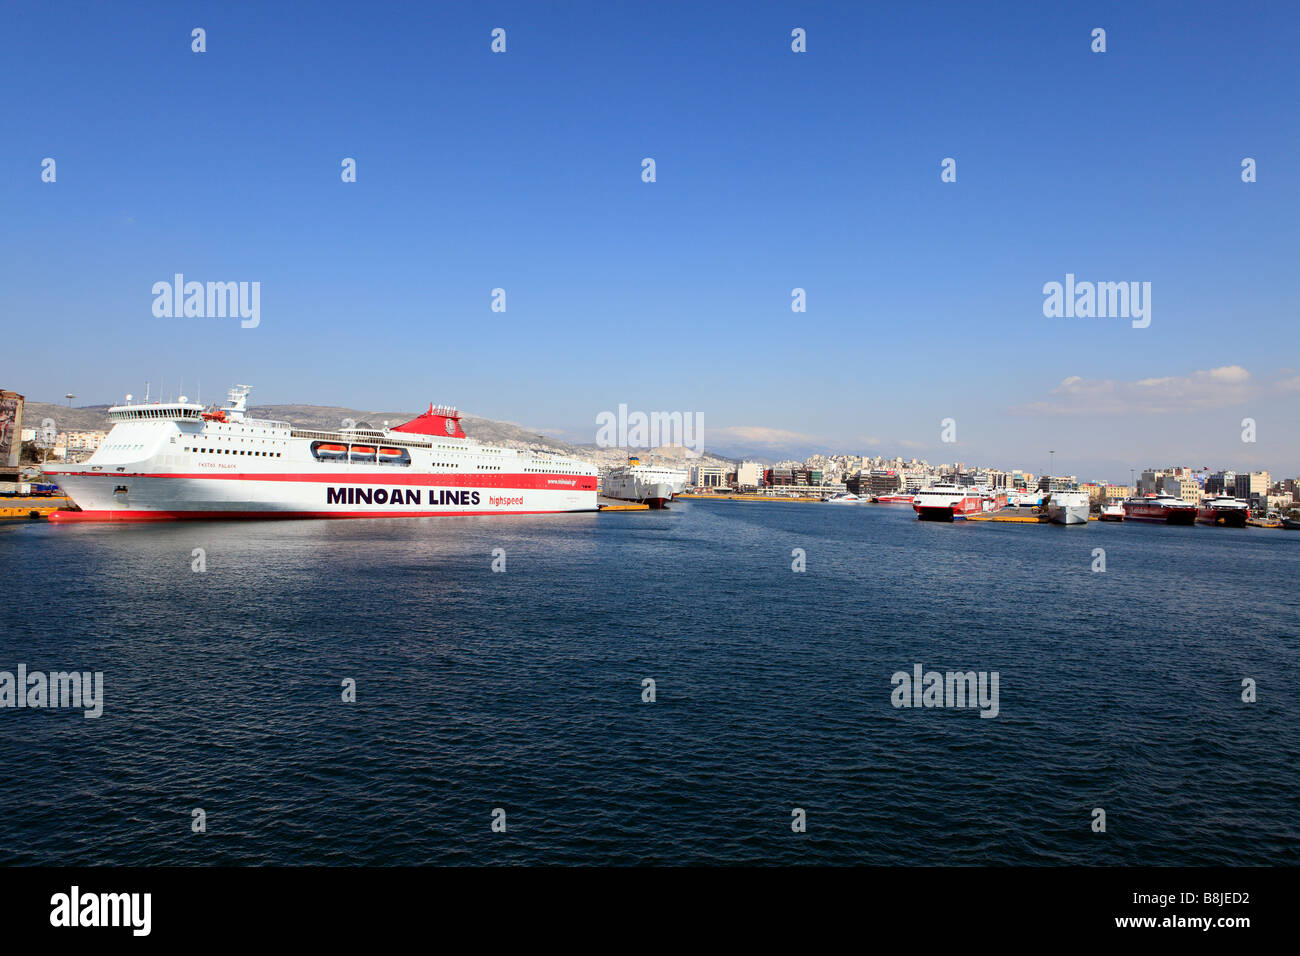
1, 501, 1296, 865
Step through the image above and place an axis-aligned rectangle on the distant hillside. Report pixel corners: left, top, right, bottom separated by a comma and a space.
24, 400, 585, 449
21, 402, 112, 433
21, 400, 735, 470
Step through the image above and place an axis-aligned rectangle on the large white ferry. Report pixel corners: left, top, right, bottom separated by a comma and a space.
1045, 490, 1091, 525
601, 457, 688, 509
46, 385, 598, 521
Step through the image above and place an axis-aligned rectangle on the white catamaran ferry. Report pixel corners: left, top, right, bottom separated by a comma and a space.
46, 385, 598, 521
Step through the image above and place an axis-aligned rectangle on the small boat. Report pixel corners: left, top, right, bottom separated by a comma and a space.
1099, 504, 1125, 522
1282, 515, 1300, 530
824, 492, 864, 504
311, 442, 348, 460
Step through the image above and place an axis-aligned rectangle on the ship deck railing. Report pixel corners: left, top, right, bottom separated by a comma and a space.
290, 428, 434, 449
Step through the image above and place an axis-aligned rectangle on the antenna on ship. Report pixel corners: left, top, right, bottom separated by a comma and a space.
144, 380, 150, 402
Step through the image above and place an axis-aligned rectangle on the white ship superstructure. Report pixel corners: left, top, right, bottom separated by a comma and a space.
601, 458, 688, 508
1046, 490, 1090, 525
46, 385, 597, 521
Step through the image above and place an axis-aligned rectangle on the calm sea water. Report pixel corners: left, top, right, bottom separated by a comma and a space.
1, 500, 1296, 865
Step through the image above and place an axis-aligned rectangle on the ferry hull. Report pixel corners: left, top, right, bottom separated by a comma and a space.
915, 499, 984, 521
1196, 508, 1248, 528
48, 472, 597, 522
1048, 504, 1090, 525
1123, 505, 1196, 524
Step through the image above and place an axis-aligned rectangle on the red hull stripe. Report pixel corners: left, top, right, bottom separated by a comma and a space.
49, 471, 595, 490
49, 509, 595, 523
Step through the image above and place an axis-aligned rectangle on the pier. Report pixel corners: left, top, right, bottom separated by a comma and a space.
0, 496, 72, 520
597, 497, 650, 511
677, 492, 823, 503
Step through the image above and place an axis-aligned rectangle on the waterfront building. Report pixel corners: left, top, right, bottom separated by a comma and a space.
766, 467, 794, 486
690, 464, 726, 488
736, 461, 763, 489
868, 468, 903, 496
1037, 475, 1080, 493
1240, 471, 1270, 500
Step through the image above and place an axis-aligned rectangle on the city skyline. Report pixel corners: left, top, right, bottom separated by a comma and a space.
3, 2, 1298, 481
17, 392, 1295, 495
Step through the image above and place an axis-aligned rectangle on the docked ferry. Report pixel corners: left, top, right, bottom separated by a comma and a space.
874, 492, 914, 504
1046, 490, 1091, 525
1121, 493, 1196, 525
46, 385, 598, 521
601, 457, 688, 509
1196, 495, 1250, 527
913, 483, 990, 521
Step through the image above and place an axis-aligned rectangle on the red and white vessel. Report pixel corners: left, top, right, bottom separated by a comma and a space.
873, 493, 914, 504
46, 385, 597, 521
912, 483, 995, 521
1196, 495, 1249, 528
1121, 493, 1196, 525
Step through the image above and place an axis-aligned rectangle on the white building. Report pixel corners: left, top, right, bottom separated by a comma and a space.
736, 461, 763, 488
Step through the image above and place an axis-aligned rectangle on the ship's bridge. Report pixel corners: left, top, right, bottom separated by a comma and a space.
108, 402, 205, 422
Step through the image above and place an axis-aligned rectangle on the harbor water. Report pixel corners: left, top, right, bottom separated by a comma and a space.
0, 500, 1296, 865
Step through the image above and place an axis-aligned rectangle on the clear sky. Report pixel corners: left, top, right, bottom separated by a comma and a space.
2, 1, 1297, 482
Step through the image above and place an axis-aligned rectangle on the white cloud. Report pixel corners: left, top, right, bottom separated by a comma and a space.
1013, 366, 1257, 415
710, 425, 818, 446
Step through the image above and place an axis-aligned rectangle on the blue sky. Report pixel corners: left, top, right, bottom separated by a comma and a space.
2, 1, 1297, 482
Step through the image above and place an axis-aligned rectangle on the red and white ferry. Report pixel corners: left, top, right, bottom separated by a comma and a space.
873, 493, 914, 504
1121, 493, 1196, 525
1196, 495, 1250, 528
913, 483, 988, 521
46, 385, 597, 521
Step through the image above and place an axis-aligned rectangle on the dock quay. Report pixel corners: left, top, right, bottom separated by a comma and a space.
677, 492, 823, 503
969, 505, 1101, 523
597, 496, 650, 511
0, 496, 73, 520
968, 508, 1049, 523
